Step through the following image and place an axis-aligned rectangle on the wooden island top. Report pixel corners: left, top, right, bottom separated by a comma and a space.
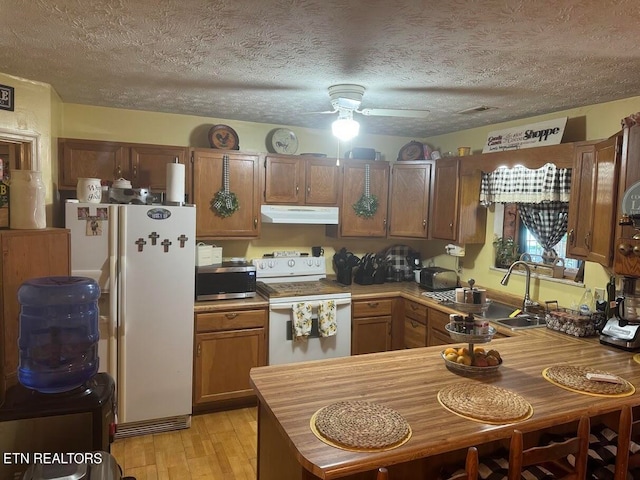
250, 335, 640, 480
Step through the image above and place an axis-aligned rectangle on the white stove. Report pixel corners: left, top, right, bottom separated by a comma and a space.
252, 255, 352, 365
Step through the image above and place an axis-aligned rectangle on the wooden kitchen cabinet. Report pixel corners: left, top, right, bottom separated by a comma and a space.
191, 149, 261, 238
403, 299, 428, 348
0, 228, 70, 404
327, 160, 390, 238
351, 298, 393, 355
193, 308, 267, 407
388, 161, 434, 238
567, 136, 621, 266
427, 309, 455, 347
58, 138, 188, 191
263, 154, 341, 205
430, 159, 487, 244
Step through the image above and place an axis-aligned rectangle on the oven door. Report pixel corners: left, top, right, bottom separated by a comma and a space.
267, 296, 351, 365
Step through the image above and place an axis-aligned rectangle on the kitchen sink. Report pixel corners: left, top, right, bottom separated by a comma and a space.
492, 314, 547, 330
483, 300, 519, 320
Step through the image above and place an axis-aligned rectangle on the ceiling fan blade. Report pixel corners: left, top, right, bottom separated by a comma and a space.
302, 110, 337, 115
358, 108, 430, 118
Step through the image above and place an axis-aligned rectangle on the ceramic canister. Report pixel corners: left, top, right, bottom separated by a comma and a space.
77, 177, 102, 203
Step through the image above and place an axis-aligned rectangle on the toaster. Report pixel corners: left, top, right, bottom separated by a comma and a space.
419, 267, 458, 291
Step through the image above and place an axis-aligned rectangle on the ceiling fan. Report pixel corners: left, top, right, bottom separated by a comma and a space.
312, 84, 430, 140
317, 84, 431, 118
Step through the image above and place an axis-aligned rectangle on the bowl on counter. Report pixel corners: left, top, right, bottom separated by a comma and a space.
441, 346, 503, 376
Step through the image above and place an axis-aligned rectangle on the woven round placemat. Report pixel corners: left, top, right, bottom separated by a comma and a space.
310, 401, 412, 452
633, 353, 640, 365
437, 382, 533, 425
542, 365, 635, 397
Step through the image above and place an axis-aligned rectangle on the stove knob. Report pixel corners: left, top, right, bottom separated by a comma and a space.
288, 259, 295, 267
306, 259, 313, 266
258, 261, 266, 269
315, 258, 321, 266
268, 260, 275, 268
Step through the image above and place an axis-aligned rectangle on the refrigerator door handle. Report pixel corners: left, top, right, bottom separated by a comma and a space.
118, 205, 128, 421
108, 205, 119, 379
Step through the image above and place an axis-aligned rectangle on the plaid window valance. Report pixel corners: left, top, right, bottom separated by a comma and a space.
480, 163, 572, 206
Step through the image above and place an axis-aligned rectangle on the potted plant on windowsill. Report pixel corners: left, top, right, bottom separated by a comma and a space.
493, 236, 519, 269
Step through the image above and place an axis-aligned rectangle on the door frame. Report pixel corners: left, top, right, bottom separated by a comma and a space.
0, 128, 40, 170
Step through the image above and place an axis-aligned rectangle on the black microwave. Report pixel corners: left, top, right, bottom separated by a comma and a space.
195, 262, 257, 301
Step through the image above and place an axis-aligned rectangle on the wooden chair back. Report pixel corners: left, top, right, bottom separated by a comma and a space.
507, 415, 590, 480
375, 446, 478, 480
614, 405, 640, 480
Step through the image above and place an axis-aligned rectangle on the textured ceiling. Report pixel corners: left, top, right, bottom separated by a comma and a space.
2, 0, 640, 138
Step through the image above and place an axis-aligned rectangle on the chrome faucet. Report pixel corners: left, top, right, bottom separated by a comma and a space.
500, 261, 537, 313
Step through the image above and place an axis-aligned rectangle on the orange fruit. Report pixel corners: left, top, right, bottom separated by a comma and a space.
444, 347, 457, 356
457, 347, 470, 356
473, 347, 485, 354
456, 355, 472, 366
444, 352, 458, 362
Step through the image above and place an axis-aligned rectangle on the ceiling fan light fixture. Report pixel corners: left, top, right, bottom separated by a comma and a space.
331, 109, 360, 141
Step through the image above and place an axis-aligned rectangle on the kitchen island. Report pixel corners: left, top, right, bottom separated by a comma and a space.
250, 335, 640, 480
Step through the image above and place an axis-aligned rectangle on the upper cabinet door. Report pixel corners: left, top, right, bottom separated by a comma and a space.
388, 161, 433, 238
304, 158, 340, 205
338, 160, 390, 237
430, 158, 460, 241
264, 155, 303, 204
192, 149, 261, 238
59, 139, 126, 189
588, 134, 621, 266
130, 145, 188, 191
567, 143, 596, 259
567, 136, 620, 266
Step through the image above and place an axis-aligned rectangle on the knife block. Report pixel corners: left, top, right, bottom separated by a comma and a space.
336, 267, 353, 285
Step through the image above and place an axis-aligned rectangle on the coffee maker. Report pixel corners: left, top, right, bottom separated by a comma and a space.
600, 277, 640, 350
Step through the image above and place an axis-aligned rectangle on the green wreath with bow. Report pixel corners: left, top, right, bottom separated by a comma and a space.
352, 163, 378, 218
211, 155, 239, 217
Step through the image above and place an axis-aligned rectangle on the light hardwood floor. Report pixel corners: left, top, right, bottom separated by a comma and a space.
111, 407, 257, 480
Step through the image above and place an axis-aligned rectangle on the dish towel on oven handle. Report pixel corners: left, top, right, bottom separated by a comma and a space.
318, 300, 337, 337
292, 302, 312, 341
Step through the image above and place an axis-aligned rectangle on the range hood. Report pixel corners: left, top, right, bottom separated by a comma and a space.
261, 205, 339, 224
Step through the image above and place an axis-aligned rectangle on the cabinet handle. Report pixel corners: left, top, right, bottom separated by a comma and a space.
410, 303, 419, 311
422, 219, 427, 229
254, 217, 258, 228
225, 313, 238, 319
410, 320, 419, 328
449, 222, 453, 229
568, 228, 574, 245
367, 302, 379, 308
296, 185, 299, 193
307, 186, 311, 194
196, 343, 201, 357
116, 165, 122, 178
585, 232, 591, 249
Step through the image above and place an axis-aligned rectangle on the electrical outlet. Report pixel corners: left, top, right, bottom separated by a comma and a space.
594, 288, 605, 302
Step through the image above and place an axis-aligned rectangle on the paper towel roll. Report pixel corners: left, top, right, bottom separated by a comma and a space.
166, 162, 185, 204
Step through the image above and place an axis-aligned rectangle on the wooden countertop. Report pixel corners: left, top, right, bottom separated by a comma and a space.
250, 336, 640, 479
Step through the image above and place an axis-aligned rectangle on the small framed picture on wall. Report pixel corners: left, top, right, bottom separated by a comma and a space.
0, 84, 14, 111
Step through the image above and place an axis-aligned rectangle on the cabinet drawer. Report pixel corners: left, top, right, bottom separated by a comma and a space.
404, 318, 427, 349
429, 329, 454, 347
196, 309, 266, 332
404, 301, 428, 323
428, 309, 451, 336
352, 299, 393, 318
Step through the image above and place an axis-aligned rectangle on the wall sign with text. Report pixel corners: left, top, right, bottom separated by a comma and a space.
482, 117, 567, 153
0, 84, 14, 111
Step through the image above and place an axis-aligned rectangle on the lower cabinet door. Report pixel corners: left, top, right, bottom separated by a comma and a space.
351, 317, 392, 355
194, 328, 265, 405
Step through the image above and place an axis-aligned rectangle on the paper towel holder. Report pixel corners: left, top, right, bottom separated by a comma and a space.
165, 157, 186, 206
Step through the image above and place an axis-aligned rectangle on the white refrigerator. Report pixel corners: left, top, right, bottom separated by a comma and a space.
65, 201, 196, 436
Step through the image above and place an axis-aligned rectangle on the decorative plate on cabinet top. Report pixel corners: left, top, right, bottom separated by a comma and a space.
267, 128, 299, 154
397, 140, 425, 161
208, 124, 240, 150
